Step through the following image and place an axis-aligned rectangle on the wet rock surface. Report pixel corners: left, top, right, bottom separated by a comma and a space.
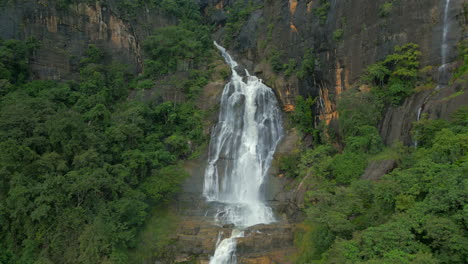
167, 129, 301, 263
380, 70, 468, 146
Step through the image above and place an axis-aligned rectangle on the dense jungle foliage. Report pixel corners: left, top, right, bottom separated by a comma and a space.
0, 0, 213, 263
0, 0, 467, 263
287, 43, 468, 264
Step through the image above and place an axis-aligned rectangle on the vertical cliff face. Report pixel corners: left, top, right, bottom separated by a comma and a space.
0, 0, 175, 80
1, 0, 464, 138
2, 0, 464, 145
204, 0, 466, 144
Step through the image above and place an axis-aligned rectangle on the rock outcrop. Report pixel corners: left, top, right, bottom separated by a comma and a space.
1, 0, 466, 262
0, 0, 175, 80
204, 0, 467, 144
169, 143, 298, 263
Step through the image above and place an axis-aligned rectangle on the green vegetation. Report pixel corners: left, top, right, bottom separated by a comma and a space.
142, 0, 212, 78
0, 38, 38, 90
283, 59, 298, 78
287, 42, 468, 264
0, 38, 206, 264
268, 48, 285, 73
290, 93, 468, 264
223, 0, 263, 45
127, 207, 177, 263
113, 0, 204, 21
332, 28, 344, 42
143, 25, 210, 77
297, 49, 316, 79
379, 2, 394, 18
362, 43, 421, 106
291, 96, 316, 135
0, 0, 214, 263
299, 109, 467, 263
451, 39, 468, 84
267, 48, 316, 80
313, 0, 331, 25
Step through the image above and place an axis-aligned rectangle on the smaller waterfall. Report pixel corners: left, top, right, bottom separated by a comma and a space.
417, 106, 423, 122
210, 230, 244, 264
441, 0, 452, 65
436, 0, 452, 89
414, 106, 423, 148
415, 0, 454, 146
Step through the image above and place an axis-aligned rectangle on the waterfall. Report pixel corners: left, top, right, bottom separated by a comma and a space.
441, 0, 451, 65
414, 106, 423, 148
415, 0, 453, 146
204, 42, 283, 263
436, 0, 452, 89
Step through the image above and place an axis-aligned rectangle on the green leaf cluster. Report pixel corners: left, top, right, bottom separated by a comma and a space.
291, 95, 316, 135
294, 107, 468, 264
0, 39, 205, 263
363, 43, 421, 106
296, 49, 316, 79
313, 0, 331, 25
223, 0, 263, 45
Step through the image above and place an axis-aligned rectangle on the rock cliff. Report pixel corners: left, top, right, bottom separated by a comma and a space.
0, 0, 175, 79
204, 0, 467, 145
2, 0, 465, 145
1, 0, 466, 263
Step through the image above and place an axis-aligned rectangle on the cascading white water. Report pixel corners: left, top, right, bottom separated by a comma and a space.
441, 0, 451, 65
414, 106, 423, 148
436, 0, 452, 89
204, 42, 283, 263
415, 0, 453, 146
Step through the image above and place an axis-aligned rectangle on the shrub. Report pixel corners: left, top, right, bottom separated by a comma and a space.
345, 125, 383, 155
330, 151, 367, 184
379, 2, 393, 18
143, 26, 206, 76
284, 59, 297, 77
223, 0, 263, 44
337, 89, 383, 138
297, 49, 316, 79
313, 0, 331, 25
362, 43, 421, 106
268, 48, 284, 72
333, 29, 344, 42
451, 39, 468, 83
278, 152, 301, 178
291, 96, 316, 134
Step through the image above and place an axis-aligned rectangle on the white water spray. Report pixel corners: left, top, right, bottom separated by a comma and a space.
204, 42, 283, 263
414, 106, 423, 148
436, 0, 452, 89
441, 0, 451, 65
415, 0, 453, 146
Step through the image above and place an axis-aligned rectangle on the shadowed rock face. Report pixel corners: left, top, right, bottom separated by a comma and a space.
204, 0, 466, 145
2, 0, 465, 145
361, 160, 398, 181
380, 70, 468, 146
1, 0, 466, 262
0, 0, 175, 80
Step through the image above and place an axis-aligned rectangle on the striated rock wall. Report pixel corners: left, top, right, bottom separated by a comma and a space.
3, 0, 464, 144
204, 0, 466, 144
0, 0, 175, 80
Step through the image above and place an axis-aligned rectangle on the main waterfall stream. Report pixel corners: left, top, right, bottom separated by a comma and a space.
204, 42, 283, 263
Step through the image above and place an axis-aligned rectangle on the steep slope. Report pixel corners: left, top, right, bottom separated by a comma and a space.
0, 0, 175, 79
203, 0, 467, 144
1, 0, 466, 263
